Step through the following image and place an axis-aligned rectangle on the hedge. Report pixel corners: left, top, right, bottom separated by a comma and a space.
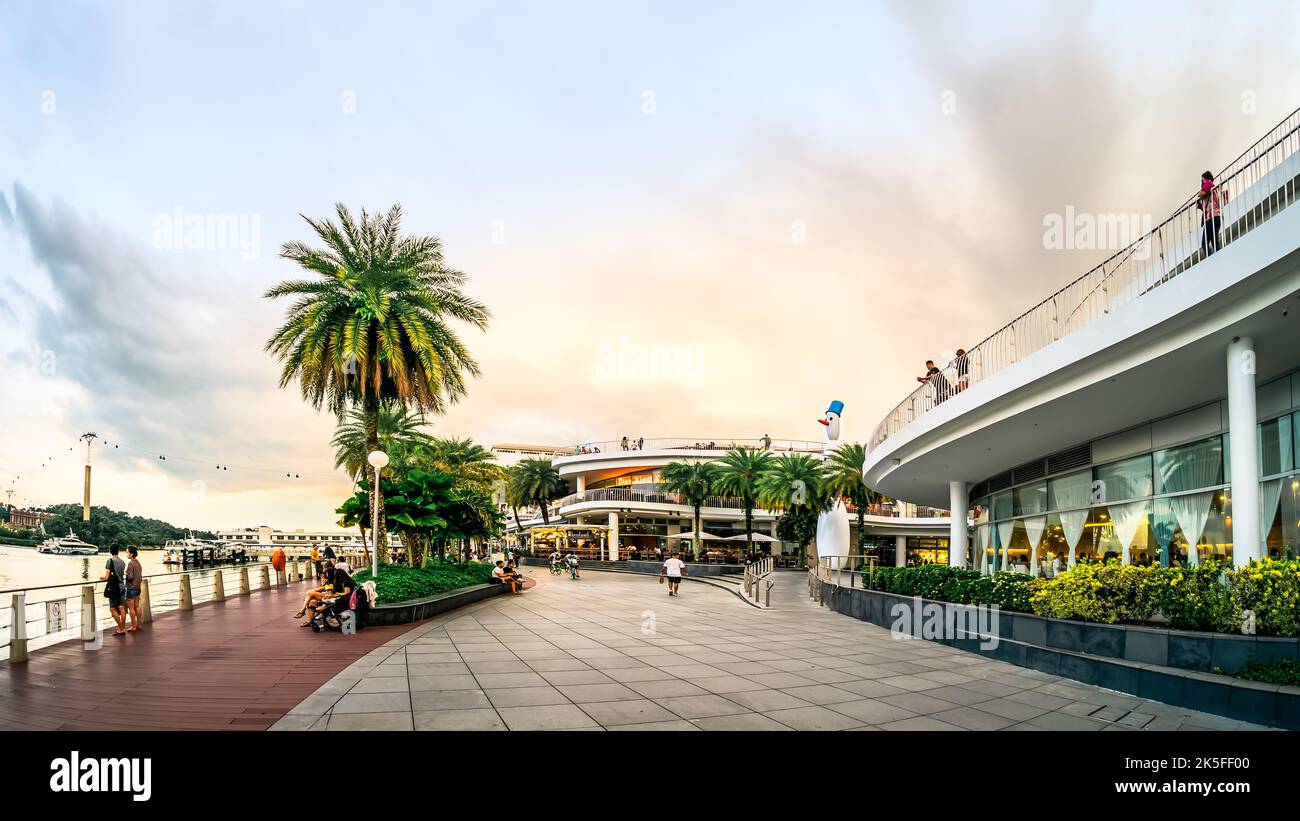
352, 560, 494, 604
863, 557, 1300, 637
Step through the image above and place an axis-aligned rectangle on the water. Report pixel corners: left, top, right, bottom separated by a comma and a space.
0, 545, 281, 654
0, 545, 175, 591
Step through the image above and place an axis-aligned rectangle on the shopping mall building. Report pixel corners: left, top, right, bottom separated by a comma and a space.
496, 438, 952, 566
864, 110, 1300, 575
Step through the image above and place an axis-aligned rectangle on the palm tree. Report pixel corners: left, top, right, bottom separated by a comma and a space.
714, 447, 772, 555
503, 464, 531, 549
824, 442, 877, 555
513, 458, 565, 527
757, 454, 832, 565
661, 460, 719, 560
331, 406, 432, 482
265, 203, 489, 564
421, 437, 504, 493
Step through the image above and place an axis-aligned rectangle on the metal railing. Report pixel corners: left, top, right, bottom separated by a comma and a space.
741, 556, 775, 607
869, 106, 1300, 453
1, 558, 320, 662
554, 483, 756, 511
565, 437, 823, 455
807, 554, 879, 606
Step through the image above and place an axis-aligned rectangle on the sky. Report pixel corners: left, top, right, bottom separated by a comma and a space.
1, 0, 1297, 532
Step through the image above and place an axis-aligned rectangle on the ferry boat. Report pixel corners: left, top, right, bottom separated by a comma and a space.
37, 530, 100, 556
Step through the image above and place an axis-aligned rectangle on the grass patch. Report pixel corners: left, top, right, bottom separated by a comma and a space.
352, 560, 494, 604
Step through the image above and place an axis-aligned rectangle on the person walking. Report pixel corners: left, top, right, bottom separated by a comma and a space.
124, 546, 143, 632
1198, 171, 1226, 257
101, 545, 128, 636
660, 551, 687, 596
310, 543, 321, 582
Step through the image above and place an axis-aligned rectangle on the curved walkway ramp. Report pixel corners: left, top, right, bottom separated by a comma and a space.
276, 568, 1270, 731
0, 579, 419, 730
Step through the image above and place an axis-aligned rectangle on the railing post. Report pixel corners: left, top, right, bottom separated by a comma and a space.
260, 564, 270, 590
213, 570, 226, 603
80, 585, 96, 642
140, 578, 152, 624
239, 566, 250, 595
9, 593, 27, 663
179, 574, 193, 611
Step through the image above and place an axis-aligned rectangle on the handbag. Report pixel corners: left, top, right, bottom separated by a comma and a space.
103, 563, 122, 599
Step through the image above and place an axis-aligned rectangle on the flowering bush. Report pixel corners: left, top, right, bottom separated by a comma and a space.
865, 557, 1300, 636
1228, 557, 1300, 637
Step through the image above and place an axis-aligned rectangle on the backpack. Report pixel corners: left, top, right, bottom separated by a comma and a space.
103, 560, 123, 599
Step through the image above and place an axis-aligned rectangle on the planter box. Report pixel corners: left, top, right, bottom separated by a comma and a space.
828, 584, 1300, 729
363, 583, 507, 626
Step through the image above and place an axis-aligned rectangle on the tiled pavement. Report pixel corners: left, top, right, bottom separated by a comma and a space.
271, 568, 1271, 731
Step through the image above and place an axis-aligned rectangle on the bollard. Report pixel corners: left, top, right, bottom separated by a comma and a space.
9, 593, 27, 663
140, 578, 153, 624
239, 566, 250, 595
213, 570, 226, 603
179, 574, 193, 611
260, 564, 270, 590
80, 585, 97, 642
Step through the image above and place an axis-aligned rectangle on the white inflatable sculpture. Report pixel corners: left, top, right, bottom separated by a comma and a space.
815, 400, 852, 570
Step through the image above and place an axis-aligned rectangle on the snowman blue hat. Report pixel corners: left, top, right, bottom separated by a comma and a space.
825, 400, 844, 416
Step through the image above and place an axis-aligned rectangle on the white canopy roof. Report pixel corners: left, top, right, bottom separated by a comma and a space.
722, 533, 781, 542
665, 531, 726, 540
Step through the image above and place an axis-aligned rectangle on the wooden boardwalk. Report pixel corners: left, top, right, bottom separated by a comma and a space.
0, 580, 418, 730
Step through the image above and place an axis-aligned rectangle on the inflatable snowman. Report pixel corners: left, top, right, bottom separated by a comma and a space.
815, 400, 852, 570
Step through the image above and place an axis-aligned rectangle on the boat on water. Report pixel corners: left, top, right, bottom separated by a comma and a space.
163, 532, 233, 563
37, 530, 100, 556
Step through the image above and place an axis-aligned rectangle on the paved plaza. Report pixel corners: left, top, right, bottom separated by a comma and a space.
272, 569, 1271, 731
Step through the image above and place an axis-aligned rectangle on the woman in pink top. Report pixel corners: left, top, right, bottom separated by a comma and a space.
1198, 171, 1225, 257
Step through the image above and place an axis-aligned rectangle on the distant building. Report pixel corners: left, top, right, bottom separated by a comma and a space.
5, 509, 55, 530
215, 525, 399, 548
490, 443, 572, 468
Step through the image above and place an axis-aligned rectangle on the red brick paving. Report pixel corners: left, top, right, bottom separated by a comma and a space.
0, 580, 418, 730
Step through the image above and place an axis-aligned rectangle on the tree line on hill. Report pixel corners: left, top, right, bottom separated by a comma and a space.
10, 504, 216, 550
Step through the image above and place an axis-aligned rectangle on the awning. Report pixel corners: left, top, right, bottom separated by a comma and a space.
722, 533, 781, 542
665, 531, 727, 540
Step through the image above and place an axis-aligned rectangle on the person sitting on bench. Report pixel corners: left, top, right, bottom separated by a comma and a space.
293, 560, 337, 618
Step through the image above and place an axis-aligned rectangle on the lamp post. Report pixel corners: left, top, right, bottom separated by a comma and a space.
367, 450, 389, 578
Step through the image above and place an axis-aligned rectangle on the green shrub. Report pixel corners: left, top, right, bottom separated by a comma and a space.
1232, 657, 1300, 686
865, 564, 1038, 613
1227, 557, 1300, 637
352, 560, 494, 604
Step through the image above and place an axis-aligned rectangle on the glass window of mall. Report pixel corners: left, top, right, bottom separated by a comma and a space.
970, 401, 1299, 575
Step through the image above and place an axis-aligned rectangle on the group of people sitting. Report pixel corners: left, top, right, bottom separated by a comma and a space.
489, 560, 527, 593
293, 558, 358, 627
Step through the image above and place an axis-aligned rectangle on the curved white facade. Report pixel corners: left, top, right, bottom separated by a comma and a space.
864, 113, 1300, 571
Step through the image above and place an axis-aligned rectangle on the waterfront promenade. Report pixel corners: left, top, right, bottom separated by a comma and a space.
275, 569, 1271, 731
0, 577, 417, 730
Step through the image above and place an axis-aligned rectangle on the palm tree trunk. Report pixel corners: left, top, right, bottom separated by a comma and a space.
693, 504, 703, 560
364, 396, 388, 566
744, 499, 754, 556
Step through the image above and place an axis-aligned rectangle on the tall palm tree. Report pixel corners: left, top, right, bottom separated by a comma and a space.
661, 460, 719, 560
513, 458, 565, 527
757, 454, 832, 564
265, 203, 489, 564
331, 406, 432, 482
714, 447, 772, 555
503, 464, 531, 547
824, 442, 877, 554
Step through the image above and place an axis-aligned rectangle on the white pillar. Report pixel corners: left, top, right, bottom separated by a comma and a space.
1227, 336, 1261, 567
608, 511, 619, 561
948, 481, 968, 568
895, 535, 907, 567
576, 475, 587, 494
